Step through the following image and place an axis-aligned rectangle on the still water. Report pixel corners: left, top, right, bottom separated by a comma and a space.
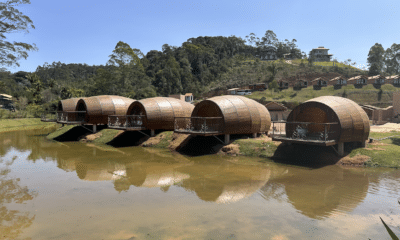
1, 128, 400, 240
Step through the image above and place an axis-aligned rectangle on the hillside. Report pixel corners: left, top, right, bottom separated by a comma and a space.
202, 58, 368, 98
247, 83, 398, 108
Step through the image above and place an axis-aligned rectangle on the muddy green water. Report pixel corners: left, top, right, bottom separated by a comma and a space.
1, 128, 400, 240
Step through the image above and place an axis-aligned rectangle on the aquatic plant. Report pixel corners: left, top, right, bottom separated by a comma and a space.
380, 201, 400, 240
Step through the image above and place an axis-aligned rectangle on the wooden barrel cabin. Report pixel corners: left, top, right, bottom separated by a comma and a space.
53, 98, 85, 124
108, 97, 194, 136
272, 96, 370, 156
174, 95, 271, 144
74, 95, 135, 131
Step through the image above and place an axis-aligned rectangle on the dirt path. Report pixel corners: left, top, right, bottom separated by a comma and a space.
370, 123, 400, 133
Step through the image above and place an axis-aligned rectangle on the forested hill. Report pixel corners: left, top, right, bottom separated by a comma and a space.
0, 31, 367, 111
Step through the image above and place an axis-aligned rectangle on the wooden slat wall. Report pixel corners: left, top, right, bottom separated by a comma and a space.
76, 95, 135, 125
58, 98, 81, 112
126, 97, 195, 130
191, 95, 271, 135
286, 96, 370, 143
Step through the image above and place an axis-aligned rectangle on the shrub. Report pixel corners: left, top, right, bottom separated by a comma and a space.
25, 104, 44, 118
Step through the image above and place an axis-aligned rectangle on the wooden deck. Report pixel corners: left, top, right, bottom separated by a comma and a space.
174, 129, 222, 136
272, 135, 336, 146
108, 126, 147, 131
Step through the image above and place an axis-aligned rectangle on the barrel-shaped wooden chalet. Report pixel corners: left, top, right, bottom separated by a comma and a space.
55, 98, 86, 124
57, 98, 81, 112
108, 97, 194, 133
75, 95, 135, 126
272, 96, 369, 155
175, 95, 271, 143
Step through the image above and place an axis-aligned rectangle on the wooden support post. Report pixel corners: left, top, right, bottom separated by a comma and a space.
252, 133, 257, 138
361, 141, 366, 148
151, 129, 155, 137
338, 142, 344, 157
62, 124, 65, 127
93, 124, 97, 133
224, 134, 230, 144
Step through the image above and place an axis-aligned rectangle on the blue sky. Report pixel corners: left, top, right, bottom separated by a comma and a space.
6, 0, 400, 73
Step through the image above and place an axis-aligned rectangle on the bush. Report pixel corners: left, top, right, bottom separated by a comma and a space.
25, 104, 44, 118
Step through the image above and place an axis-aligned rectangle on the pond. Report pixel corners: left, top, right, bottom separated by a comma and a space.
1, 128, 399, 239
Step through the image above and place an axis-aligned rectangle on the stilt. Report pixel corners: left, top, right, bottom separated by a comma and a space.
361, 141, 366, 148
93, 124, 97, 133
338, 142, 344, 157
150, 129, 155, 137
224, 134, 230, 144
62, 123, 65, 127
252, 133, 257, 138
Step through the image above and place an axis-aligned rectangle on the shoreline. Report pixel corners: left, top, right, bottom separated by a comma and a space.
1, 118, 399, 168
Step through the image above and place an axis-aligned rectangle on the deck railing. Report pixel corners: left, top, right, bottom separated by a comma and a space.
41, 111, 57, 122
108, 115, 146, 129
271, 121, 339, 144
57, 111, 86, 124
174, 117, 223, 135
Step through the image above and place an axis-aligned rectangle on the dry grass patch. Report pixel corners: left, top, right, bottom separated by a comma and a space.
337, 155, 371, 167
220, 143, 240, 156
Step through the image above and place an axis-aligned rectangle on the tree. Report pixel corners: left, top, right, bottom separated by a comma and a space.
107, 41, 142, 68
384, 43, 400, 74
367, 43, 385, 76
25, 73, 42, 104
0, 0, 38, 69
266, 62, 282, 82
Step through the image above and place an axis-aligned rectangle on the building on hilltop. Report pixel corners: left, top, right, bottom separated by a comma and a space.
257, 46, 277, 60
367, 75, 385, 86
329, 76, 347, 89
348, 75, 368, 88
309, 46, 333, 62
265, 102, 290, 121
0, 94, 14, 111
311, 77, 328, 90
385, 75, 400, 86
168, 93, 193, 103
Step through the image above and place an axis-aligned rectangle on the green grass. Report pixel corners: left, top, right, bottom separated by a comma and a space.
46, 125, 76, 139
369, 131, 400, 140
153, 131, 174, 148
0, 118, 59, 133
92, 129, 122, 144
247, 84, 400, 105
349, 137, 400, 168
312, 61, 359, 69
234, 138, 277, 158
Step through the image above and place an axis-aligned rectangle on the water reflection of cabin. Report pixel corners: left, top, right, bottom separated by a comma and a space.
271, 96, 370, 156
174, 95, 271, 144
311, 77, 327, 90
348, 75, 367, 88
386, 75, 400, 86
57, 95, 135, 132
329, 76, 347, 89
108, 97, 194, 137
278, 81, 289, 89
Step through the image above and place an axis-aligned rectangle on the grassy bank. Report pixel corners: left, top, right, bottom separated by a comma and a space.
44, 126, 400, 168
348, 131, 400, 168
0, 118, 59, 133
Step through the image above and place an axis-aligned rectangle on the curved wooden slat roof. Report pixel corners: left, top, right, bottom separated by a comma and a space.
57, 98, 82, 112
126, 97, 194, 130
77, 95, 135, 124
192, 95, 271, 134
286, 96, 370, 143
